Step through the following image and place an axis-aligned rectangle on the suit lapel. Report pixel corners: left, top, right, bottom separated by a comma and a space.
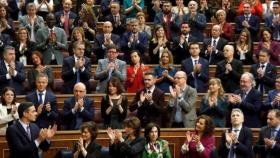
15, 121, 32, 142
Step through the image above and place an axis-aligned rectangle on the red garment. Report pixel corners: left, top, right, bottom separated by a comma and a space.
220, 22, 233, 41
238, 1, 263, 18
126, 65, 150, 93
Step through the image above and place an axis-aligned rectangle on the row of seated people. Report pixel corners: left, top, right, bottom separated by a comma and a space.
1, 67, 280, 133
0, 41, 278, 97
0, 1, 279, 64
3, 100, 280, 158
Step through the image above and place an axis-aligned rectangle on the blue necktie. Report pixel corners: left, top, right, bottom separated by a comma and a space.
194, 60, 198, 88
259, 64, 265, 94
108, 69, 113, 81
38, 92, 43, 105
26, 125, 31, 140
229, 129, 239, 158
76, 70, 80, 83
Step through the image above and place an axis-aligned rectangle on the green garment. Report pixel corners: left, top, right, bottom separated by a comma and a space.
142, 139, 172, 158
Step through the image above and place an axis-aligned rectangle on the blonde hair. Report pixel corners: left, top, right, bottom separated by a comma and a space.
206, 78, 225, 100
159, 48, 174, 70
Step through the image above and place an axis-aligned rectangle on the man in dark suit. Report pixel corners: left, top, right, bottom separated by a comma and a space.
61, 41, 91, 94
172, 22, 197, 64
202, 24, 228, 65
254, 109, 280, 158
7, 0, 28, 20
216, 45, 243, 93
6, 102, 56, 158
120, 18, 148, 62
235, 2, 260, 41
0, 46, 25, 95
250, 49, 277, 94
154, 1, 180, 41
63, 82, 94, 130
26, 73, 59, 129
183, 0, 207, 42
129, 72, 165, 128
264, 2, 280, 42
54, 0, 77, 39
265, 76, 280, 110
104, 2, 126, 36
219, 108, 254, 158
228, 72, 263, 128
181, 42, 209, 93
93, 21, 120, 60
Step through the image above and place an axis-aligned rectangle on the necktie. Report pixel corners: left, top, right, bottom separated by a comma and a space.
229, 129, 239, 158
147, 90, 151, 94
64, 13, 69, 37
194, 60, 198, 88
26, 125, 31, 140
241, 92, 246, 101
271, 128, 277, 139
114, 15, 117, 23
213, 39, 217, 51
108, 68, 113, 81
259, 64, 265, 94
245, 15, 249, 21
38, 92, 43, 105
76, 58, 81, 83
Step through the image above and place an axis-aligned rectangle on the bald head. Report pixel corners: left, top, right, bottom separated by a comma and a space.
174, 71, 187, 87
74, 82, 86, 99
103, 21, 113, 33
212, 25, 221, 38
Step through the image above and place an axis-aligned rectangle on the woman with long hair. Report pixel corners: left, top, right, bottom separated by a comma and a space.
181, 115, 215, 158
154, 49, 176, 93
234, 28, 254, 65
0, 87, 19, 134
126, 50, 150, 93
200, 78, 228, 127
27, 51, 54, 89
101, 77, 127, 129
0, 4, 15, 38
149, 25, 170, 64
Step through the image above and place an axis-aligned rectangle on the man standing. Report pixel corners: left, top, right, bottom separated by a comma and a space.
228, 72, 262, 128
250, 48, 277, 94
63, 82, 94, 130
181, 42, 209, 93
129, 72, 164, 128
36, 13, 67, 65
26, 73, 58, 129
265, 76, 280, 110
62, 41, 91, 94
264, 1, 280, 42
216, 45, 243, 93
254, 109, 280, 158
0, 46, 25, 95
168, 71, 197, 128
219, 108, 254, 158
6, 102, 57, 158
94, 44, 126, 93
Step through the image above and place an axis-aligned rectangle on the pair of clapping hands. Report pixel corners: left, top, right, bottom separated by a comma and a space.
37, 125, 57, 143
107, 128, 123, 144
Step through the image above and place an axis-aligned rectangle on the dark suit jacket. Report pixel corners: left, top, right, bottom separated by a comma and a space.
183, 12, 207, 42
0, 33, 11, 58
172, 34, 197, 64
265, 89, 280, 110
219, 126, 254, 158
109, 136, 145, 158
26, 91, 59, 128
0, 60, 25, 95
201, 37, 228, 65
63, 97, 94, 130
104, 14, 127, 36
6, 121, 50, 158
265, 15, 280, 41
249, 63, 277, 93
73, 140, 102, 158
235, 15, 260, 41
216, 59, 243, 93
129, 87, 164, 127
61, 56, 92, 94
54, 10, 77, 38
12, 41, 36, 65
7, 0, 28, 20
254, 126, 280, 158
93, 33, 120, 60
181, 57, 209, 93
230, 88, 263, 128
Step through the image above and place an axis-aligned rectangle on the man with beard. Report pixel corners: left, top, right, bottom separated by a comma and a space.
36, 13, 67, 65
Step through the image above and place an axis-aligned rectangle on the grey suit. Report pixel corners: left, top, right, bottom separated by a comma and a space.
168, 86, 197, 127
35, 26, 68, 65
18, 15, 45, 41
94, 58, 126, 93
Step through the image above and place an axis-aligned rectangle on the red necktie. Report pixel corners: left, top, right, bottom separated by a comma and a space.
64, 14, 69, 37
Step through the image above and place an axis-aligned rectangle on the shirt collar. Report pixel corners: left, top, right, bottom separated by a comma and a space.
191, 57, 199, 62
19, 119, 29, 130
36, 90, 46, 95
146, 85, 155, 93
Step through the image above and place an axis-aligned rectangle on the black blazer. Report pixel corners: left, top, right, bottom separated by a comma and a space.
104, 14, 127, 36
254, 126, 280, 158
109, 136, 146, 158
12, 41, 36, 65
73, 140, 102, 158
219, 126, 254, 158
26, 91, 59, 128
249, 63, 277, 94
6, 121, 50, 158
201, 37, 228, 65
216, 59, 243, 93
129, 87, 164, 128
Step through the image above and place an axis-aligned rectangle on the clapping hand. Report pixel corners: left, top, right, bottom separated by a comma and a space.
264, 138, 276, 148
46, 124, 57, 139
9, 62, 16, 76
37, 104, 44, 115
185, 131, 193, 143
45, 102, 51, 112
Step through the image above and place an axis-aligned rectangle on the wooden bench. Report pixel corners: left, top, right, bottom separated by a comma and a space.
0, 128, 261, 158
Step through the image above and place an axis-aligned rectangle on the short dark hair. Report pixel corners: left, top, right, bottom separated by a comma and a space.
18, 102, 34, 119
36, 73, 49, 82
273, 1, 279, 6
123, 116, 141, 137
106, 77, 125, 94
1, 87, 16, 106
144, 122, 160, 142
143, 71, 156, 78
80, 122, 98, 141
107, 44, 119, 51
259, 48, 271, 56
3, 46, 15, 55
189, 42, 200, 49
129, 50, 142, 66
269, 109, 280, 119
196, 115, 215, 136
73, 41, 85, 49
